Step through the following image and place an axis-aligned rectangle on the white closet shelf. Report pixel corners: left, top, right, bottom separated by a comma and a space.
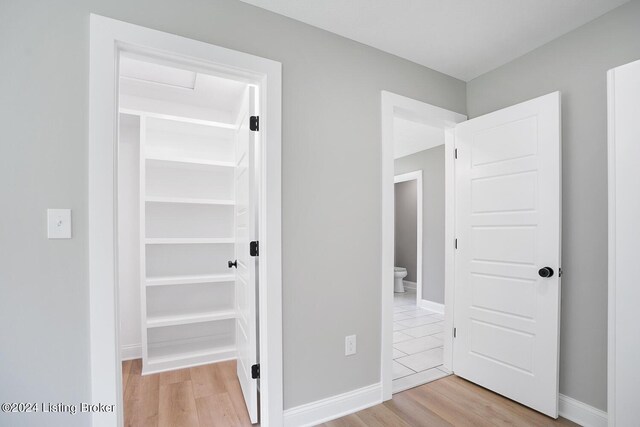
145, 237, 235, 244
146, 155, 235, 169
147, 309, 236, 329
146, 274, 235, 287
145, 196, 235, 206
120, 108, 237, 130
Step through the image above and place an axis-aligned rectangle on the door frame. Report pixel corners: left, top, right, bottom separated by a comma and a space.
381, 91, 466, 399
608, 60, 640, 427
89, 14, 283, 427
393, 171, 423, 303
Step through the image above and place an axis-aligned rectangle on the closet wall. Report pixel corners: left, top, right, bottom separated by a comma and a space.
118, 114, 142, 359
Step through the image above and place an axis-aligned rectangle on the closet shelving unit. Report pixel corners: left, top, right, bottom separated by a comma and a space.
127, 107, 239, 374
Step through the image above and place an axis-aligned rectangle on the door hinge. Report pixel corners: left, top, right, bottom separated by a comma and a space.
455, 238, 458, 249
453, 327, 457, 338
250, 240, 259, 257
250, 116, 259, 131
454, 148, 458, 159
251, 364, 260, 379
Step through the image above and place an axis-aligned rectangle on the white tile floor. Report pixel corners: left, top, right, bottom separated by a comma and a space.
392, 289, 450, 393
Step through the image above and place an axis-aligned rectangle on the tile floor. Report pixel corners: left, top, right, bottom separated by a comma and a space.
392, 288, 450, 393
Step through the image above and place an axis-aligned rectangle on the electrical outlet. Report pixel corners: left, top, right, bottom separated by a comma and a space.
345, 335, 357, 356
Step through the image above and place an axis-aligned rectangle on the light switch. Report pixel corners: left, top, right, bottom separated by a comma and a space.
47, 209, 72, 239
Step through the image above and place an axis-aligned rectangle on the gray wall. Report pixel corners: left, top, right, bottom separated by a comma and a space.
394, 180, 418, 282
467, 0, 640, 411
395, 146, 446, 304
0, 0, 465, 423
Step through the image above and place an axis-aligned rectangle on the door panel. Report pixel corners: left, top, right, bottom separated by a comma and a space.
235, 86, 258, 424
454, 92, 561, 418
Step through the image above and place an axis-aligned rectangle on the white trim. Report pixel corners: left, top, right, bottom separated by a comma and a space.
559, 394, 608, 427
606, 59, 640, 427
381, 91, 466, 400
418, 299, 445, 314
89, 15, 283, 427
607, 65, 617, 427
283, 383, 382, 427
394, 170, 423, 303
120, 344, 142, 361
442, 127, 456, 372
402, 280, 417, 291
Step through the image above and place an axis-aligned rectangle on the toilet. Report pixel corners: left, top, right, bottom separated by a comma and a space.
394, 267, 408, 293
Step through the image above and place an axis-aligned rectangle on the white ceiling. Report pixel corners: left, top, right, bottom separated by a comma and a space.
394, 117, 443, 159
238, 0, 628, 81
119, 57, 248, 121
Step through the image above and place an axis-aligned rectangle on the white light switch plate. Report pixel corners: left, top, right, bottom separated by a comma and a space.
345, 335, 357, 356
47, 209, 72, 239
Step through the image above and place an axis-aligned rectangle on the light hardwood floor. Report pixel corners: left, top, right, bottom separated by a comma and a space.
123, 359, 578, 426
122, 359, 252, 427
323, 376, 578, 427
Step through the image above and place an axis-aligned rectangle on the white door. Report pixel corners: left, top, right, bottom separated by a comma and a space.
234, 86, 259, 423
453, 92, 561, 417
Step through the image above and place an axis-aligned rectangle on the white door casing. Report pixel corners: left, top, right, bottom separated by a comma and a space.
608, 59, 640, 427
235, 86, 259, 423
453, 92, 561, 417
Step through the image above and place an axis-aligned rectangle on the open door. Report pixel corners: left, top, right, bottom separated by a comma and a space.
453, 92, 561, 417
234, 86, 259, 423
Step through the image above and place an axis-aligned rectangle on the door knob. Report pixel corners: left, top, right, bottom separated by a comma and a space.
538, 267, 554, 278
228, 260, 237, 269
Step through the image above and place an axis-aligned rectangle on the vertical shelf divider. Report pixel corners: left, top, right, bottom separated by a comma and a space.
138, 114, 150, 373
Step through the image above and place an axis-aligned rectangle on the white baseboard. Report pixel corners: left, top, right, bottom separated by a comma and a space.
418, 299, 445, 314
120, 343, 142, 361
559, 394, 607, 427
283, 383, 382, 427
402, 280, 417, 291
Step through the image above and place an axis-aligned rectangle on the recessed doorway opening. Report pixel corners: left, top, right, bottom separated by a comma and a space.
117, 52, 262, 424
381, 91, 466, 399
386, 95, 466, 394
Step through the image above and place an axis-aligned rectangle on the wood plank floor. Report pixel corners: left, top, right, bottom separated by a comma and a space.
322, 376, 578, 427
123, 359, 578, 426
122, 359, 252, 427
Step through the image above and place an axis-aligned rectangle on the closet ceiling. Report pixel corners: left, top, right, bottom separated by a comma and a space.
238, 0, 629, 81
120, 57, 247, 117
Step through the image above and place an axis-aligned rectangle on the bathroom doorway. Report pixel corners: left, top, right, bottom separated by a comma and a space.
381, 91, 467, 398
393, 171, 422, 301
383, 91, 564, 416
393, 169, 448, 393
392, 150, 447, 394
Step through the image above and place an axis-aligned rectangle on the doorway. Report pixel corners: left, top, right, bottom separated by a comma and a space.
89, 15, 282, 427
117, 52, 262, 423
381, 90, 563, 419
393, 171, 422, 303
384, 95, 466, 394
